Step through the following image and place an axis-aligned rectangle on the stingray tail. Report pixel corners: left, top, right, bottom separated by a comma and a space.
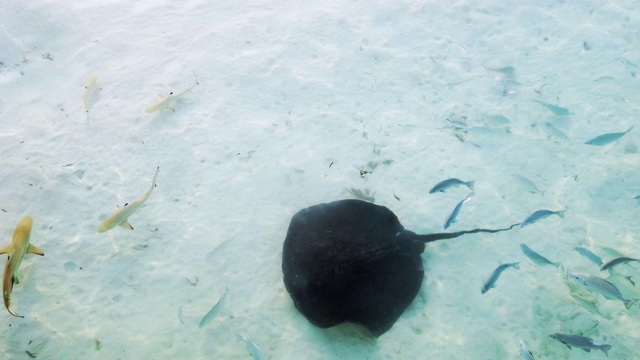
418, 223, 521, 243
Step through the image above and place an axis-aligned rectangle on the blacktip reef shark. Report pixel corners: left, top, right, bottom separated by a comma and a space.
83, 73, 101, 112
0, 216, 44, 318
145, 74, 198, 113
97, 167, 159, 233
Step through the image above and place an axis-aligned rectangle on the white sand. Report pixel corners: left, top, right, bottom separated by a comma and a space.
1, 0, 639, 358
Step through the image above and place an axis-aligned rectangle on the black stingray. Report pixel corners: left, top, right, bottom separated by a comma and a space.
282, 199, 519, 337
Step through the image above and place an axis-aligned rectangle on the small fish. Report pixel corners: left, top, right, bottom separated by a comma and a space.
569, 292, 601, 315
616, 57, 638, 67
544, 122, 569, 140
486, 65, 515, 75
177, 306, 184, 326
512, 174, 543, 194
444, 192, 474, 229
600, 256, 640, 271
199, 287, 228, 328
585, 125, 633, 146
594, 76, 615, 82
520, 209, 565, 228
533, 100, 573, 116
571, 273, 638, 309
502, 77, 520, 96
83, 74, 101, 112
484, 114, 510, 127
429, 178, 475, 193
549, 333, 611, 356
574, 247, 604, 267
97, 167, 159, 233
146, 74, 198, 113
519, 340, 535, 360
520, 243, 560, 268
481, 262, 519, 294
445, 118, 467, 129
634, 194, 640, 200
0, 217, 45, 317
235, 333, 265, 360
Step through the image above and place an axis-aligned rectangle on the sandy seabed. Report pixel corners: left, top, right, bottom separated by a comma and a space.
1, 1, 639, 359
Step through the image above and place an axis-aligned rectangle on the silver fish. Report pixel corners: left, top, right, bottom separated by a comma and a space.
481, 262, 519, 294
235, 333, 265, 360
484, 114, 510, 127
585, 125, 633, 146
533, 100, 572, 116
199, 287, 228, 328
520, 209, 565, 228
429, 178, 475, 193
571, 273, 638, 309
544, 122, 569, 140
549, 333, 611, 356
574, 247, 604, 266
569, 292, 601, 315
444, 192, 474, 229
519, 340, 535, 360
512, 174, 544, 194
600, 256, 640, 271
520, 243, 560, 268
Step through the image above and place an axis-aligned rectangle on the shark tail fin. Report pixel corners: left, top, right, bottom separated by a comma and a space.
7, 306, 24, 318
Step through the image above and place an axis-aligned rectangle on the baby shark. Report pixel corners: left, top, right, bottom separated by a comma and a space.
83, 73, 101, 112
97, 167, 159, 233
0, 216, 44, 317
146, 74, 198, 113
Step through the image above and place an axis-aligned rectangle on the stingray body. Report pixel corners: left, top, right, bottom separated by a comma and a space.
282, 199, 518, 337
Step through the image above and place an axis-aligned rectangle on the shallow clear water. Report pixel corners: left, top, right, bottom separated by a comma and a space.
0, 1, 639, 358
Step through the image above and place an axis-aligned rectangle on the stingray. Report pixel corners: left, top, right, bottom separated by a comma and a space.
282, 199, 519, 337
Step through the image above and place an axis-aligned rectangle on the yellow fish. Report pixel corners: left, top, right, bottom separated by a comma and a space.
0, 216, 44, 317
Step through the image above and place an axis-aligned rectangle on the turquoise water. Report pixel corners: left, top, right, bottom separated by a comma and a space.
0, 1, 639, 358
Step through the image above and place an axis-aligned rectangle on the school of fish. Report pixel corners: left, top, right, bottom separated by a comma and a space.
429, 173, 638, 359
1, 69, 637, 360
